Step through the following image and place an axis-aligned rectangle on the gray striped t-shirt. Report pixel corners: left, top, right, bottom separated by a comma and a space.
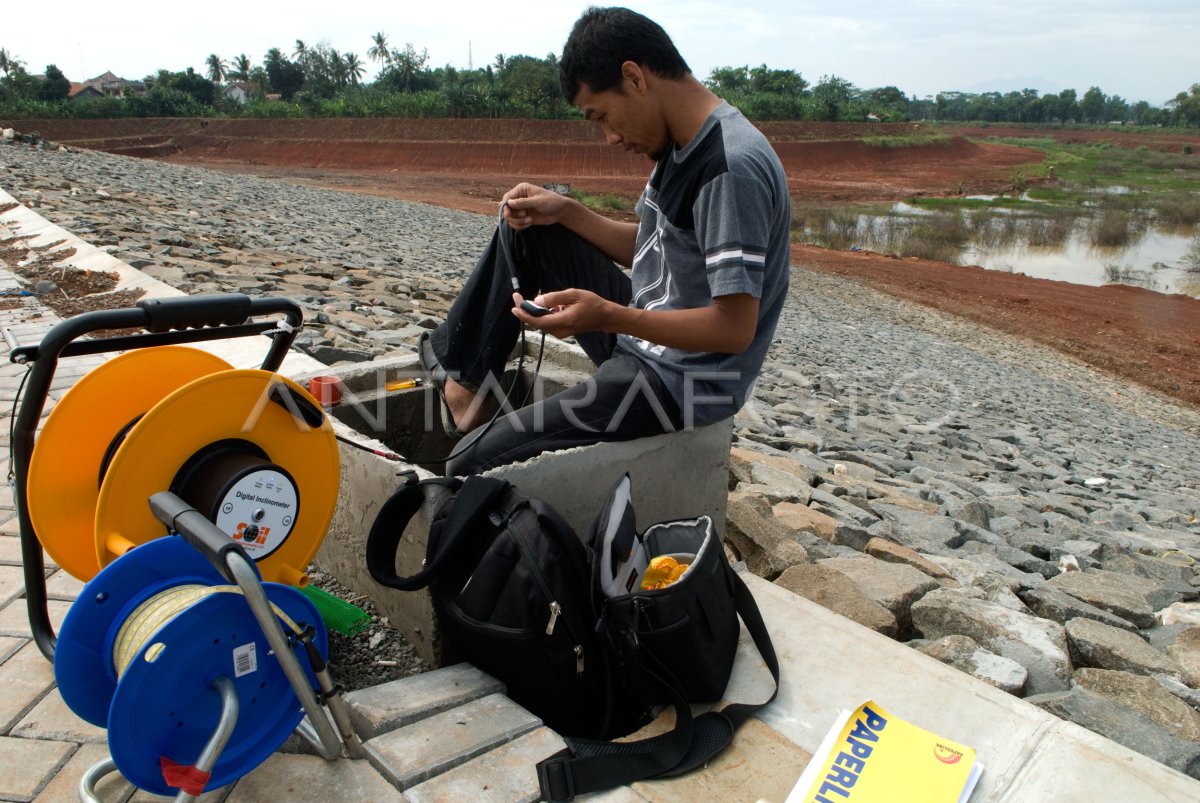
617, 101, 790, 426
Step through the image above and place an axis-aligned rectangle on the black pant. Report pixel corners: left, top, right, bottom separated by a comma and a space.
431, 224, 681, 475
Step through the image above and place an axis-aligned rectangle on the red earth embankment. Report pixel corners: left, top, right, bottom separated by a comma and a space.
16, 117, 1040, 204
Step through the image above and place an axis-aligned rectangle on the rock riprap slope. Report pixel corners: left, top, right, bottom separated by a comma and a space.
4, 138, 1200, 777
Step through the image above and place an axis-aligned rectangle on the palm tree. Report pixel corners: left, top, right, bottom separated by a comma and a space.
264, 48, 284, 72
205, 54, 226, 84
344, 52, 364, 85
368, 32, 390, 65
293, 40, 308, 62
328, 48, 347, 87
1, 47, 28, 77
229, 54, 252, 81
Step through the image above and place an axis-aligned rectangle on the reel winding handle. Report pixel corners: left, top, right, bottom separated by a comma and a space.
149, 492, 250, 584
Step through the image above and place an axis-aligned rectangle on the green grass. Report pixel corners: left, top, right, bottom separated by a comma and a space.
979, 136, 1200, 194
861, 133, 951, 149
568, 189, 634, 214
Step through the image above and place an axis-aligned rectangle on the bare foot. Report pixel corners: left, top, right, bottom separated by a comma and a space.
442, 375, 490, 433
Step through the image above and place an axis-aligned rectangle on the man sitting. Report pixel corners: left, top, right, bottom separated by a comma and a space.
420, 6, 792, 475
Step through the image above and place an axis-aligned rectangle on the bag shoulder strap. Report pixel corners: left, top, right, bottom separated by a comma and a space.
537, 568, 780, 800
365, 475, 509, 591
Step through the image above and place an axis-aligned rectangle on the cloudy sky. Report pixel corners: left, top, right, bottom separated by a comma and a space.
6, 1, 1197, 104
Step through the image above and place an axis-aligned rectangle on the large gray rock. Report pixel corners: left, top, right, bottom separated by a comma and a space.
1155, 675, 1200, 710
724, 496, 810, 580
1164, 626, 1200, 687
1046, 569, 1185, 628
951, 499, 993, 530
772, 501, 836, 542
915, 634, 1027, 694
818, 555, 940, 638
1027, 687, 1200, 779
954, 539, 1057, 578
922, 552, 1045, 592
866, 503, 963, 555
1100, 552, 1195, 585
911, 588, 1072, 695
1019, 586, 1140, 632
1073, 668, 1200, 741
808, 488, 880, 528
1064, 617, 1182, 678
863, 537, 956, 582
774, 564, 898, 637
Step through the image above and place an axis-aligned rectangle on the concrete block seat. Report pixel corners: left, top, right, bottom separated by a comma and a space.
307, 337, 734, 665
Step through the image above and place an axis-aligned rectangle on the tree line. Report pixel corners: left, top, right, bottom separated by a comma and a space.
1, 39, 1197, 128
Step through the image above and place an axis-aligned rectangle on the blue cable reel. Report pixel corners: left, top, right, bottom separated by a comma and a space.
55, 536, 328, 796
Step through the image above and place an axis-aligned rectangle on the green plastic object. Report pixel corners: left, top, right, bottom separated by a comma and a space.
298, 584, 371, 636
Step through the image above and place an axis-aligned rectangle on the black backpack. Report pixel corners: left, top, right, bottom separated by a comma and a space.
364, 474, 646, 739
365, 473, 779, 801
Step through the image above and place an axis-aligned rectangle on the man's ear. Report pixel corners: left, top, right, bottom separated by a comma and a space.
620, 61, 648, 94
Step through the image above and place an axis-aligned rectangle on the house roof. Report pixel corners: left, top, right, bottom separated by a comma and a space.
68, 83, 104, 98
84, 71, 124, 85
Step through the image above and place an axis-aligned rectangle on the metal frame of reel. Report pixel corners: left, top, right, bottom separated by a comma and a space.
8, 294, 301, 660
6, 295, 364, 799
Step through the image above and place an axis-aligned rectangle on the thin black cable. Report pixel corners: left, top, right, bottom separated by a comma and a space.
415, 202, 547, 468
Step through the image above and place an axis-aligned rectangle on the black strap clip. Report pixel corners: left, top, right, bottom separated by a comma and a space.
536, 751, 576, 802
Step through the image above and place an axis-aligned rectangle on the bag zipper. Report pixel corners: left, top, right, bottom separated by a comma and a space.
505, 503, 586, 675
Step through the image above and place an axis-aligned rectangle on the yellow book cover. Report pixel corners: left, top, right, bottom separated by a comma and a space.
786, 700, 983, 803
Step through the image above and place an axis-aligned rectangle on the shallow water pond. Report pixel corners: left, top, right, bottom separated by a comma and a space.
796, 192, 1200, 297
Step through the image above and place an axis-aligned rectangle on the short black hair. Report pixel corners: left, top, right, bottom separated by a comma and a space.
559, 7, 691, 104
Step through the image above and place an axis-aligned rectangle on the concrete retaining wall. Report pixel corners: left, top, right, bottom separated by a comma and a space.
312, 352, 733, 665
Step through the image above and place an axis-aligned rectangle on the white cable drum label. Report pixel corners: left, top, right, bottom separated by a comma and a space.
233, 642, 257, 677
215, 469, 299, 559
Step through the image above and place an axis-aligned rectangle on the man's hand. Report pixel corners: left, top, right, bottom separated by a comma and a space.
511, 289, 614, 338
512, 290, 759, 354
501, 183, 575, 230
499, 182, 638, 265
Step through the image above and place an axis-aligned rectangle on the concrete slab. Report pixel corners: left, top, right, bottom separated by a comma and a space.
44, 569, 83, 601
12, 685, 107, 742
364, 693, 541, 790
0, 564, 25, 608
0, 635, 24, 664
0, 534, 23, 564
32, 743, 135, 803
0, 640, 56, 733
225, 753, 405, 802
0, 734, 75, 801
343, 663, 504, 739
404, 726, 567, 803
631, 718, 808, 802
0, 598, 70, 638
737, 573, 1200, 801
128, 784, 230, 802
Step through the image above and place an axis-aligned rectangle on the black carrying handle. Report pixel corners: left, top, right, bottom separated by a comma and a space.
366, 476, 514, 591
149, 491, 253, 584
537, 567, 780, 801
137, 294, 253, 332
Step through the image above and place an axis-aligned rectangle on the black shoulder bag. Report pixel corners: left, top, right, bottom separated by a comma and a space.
535, 474, 781, 801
